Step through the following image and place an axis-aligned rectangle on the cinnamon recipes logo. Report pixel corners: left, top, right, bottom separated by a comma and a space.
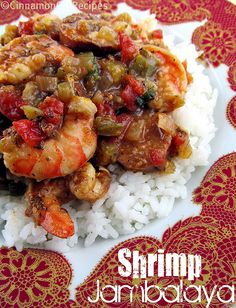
0, 0, 57, 11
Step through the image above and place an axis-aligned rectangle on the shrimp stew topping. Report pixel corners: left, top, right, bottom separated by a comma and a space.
0, 12, 192, 237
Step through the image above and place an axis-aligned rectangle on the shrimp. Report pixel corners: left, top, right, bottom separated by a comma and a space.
25, 163, 111, 238
0, 34, 74, 84
69, 163, 111, 203
25, 178, 74, 238
143, 45, 188, 112
0, 96, 97, 181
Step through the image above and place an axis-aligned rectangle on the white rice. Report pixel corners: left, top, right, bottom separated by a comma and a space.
0, 18, 218, 252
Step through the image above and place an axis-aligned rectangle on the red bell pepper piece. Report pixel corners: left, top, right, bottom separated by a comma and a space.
149, 149, 167, 167
38, 97, 64, 126
0, 91, 26, 121
119, 32, 138, 64
172, 130, 188, 146
13, 120, 46, 147
18, 19, 34, 35
125, 75, 144, 96
152, 29, 163, 39
120, 84, 137, 112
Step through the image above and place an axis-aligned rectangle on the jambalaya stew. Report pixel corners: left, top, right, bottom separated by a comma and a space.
0, 13, 192, 238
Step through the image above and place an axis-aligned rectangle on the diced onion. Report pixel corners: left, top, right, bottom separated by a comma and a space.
156, 113, 176, 136
178, 143, 192, 159
125, 120, 145, 141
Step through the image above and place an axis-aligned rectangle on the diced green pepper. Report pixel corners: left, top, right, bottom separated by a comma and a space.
130, 49, 160, 77
141, 88, 156, 101
141, 49, 160, 76
95, 116, 124, 136
130, 54, 147, 75
106, 60, 126, 83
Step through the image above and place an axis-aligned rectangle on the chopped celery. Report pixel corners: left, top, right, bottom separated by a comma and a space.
68, 96, 97, 117
97, 26, 117, 43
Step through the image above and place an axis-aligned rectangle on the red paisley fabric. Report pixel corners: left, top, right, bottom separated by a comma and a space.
227, 96, 236, 129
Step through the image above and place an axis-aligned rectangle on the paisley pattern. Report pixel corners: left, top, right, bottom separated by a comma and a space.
192, 22, 236, 66
0, 248, 75, 307
228, 62, 236, 91
227, 97, 236, 129
0, 0, 236, 306
193, 153, 236, 221
152, 0, 211, 23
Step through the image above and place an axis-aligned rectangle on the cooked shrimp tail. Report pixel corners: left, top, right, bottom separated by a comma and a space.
69, 162, 111, 202
25, 163, 111, 238
143, 45, 188, 111
25, 179, 74, 238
